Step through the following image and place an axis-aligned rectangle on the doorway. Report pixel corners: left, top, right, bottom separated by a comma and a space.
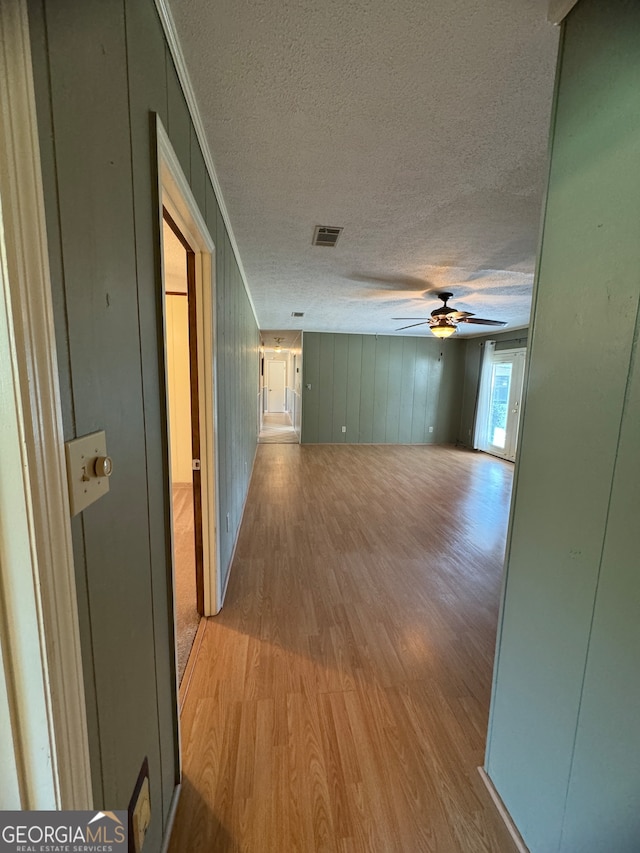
475, 345, 526, 462
259, 348, 298, 443
162, 212, 203, 683
266, 359, 286, 412
156, 117, 224, 696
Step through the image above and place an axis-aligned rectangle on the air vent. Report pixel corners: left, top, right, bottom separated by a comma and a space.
291, 311, 304, 318
312, 225, 342, 247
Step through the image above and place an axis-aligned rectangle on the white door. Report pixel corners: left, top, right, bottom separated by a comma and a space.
475, 347, 526, 462
266, 360, 286, 412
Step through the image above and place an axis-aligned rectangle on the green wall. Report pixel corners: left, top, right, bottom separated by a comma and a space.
301, 332, 463, 444
485, 2, 640, 850
458, 329, 528, 447
28, 0, 259, 847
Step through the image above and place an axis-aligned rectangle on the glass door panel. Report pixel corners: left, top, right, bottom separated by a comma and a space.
488, 363, 512, 451
475, 347, 526, 462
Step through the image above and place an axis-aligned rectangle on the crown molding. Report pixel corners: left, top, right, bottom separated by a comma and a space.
153, 0, 261, 328
548, 0, 581, 24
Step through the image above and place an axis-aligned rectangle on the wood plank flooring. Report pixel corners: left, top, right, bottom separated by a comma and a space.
258, 412, 299, 444
168, 444, 517, 852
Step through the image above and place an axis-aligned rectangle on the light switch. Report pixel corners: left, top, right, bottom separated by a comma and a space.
65, 430, 112, 516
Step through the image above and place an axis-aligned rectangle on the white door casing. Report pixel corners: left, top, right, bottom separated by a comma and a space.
475, 346, 526, 462
157, 117, 221, 617
0, 0, 92, 810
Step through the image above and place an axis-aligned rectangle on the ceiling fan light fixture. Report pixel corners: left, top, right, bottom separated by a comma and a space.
430, 321, 457, 339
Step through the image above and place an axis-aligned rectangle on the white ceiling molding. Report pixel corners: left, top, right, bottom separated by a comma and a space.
548, 0, 581, 25
153, 0, 260, 327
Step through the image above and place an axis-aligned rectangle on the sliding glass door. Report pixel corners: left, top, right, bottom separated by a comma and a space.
475, 346, 526, 462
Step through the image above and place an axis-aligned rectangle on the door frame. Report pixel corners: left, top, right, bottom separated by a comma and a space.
162, 209, 205, 615
0, 0, 92, 808
475, 345, 526, 462
156, 117, 221, 617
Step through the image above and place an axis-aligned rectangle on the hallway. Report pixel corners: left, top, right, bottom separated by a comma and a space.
168, 444, 517, 852
259, 411, 299, 444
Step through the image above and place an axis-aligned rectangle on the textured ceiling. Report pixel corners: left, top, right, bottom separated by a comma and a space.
168, 0, 559, 338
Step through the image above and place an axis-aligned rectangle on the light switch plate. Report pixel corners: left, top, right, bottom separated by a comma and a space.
132, 776, 151, 853
128, 758, 151, 853
65, 430, 111, 516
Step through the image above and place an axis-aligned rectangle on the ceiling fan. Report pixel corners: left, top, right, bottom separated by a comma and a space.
394, 292, 507, 339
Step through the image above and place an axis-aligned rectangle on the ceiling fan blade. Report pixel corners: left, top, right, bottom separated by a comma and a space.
392, 317, 430, 320
459, 317, 507, 326
448, 310, 474, 319
348, 273, 430, 291
395, 321, 430, 331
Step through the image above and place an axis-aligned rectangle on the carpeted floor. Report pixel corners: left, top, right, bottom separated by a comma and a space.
172, 483, 201, 684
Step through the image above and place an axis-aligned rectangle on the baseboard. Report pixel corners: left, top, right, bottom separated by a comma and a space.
178, 617, 206, 715
218, 443, 258, 610
477, 767, 530, 853
220, 552, 233, 607
159, 782, 181, 853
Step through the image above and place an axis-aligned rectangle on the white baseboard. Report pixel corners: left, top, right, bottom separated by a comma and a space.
218, 442, 258, 611
478, 767, 529, 853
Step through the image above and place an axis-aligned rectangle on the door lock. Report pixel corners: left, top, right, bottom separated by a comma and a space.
94, 456, 113, 478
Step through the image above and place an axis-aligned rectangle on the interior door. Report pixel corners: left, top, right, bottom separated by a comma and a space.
476, 348, 526, 462
266, 360, 286, 413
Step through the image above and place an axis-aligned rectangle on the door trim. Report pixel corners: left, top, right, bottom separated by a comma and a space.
475, 345, 526, 461
0, 0, 92, 808
162, 209, 205, 615
157, 117, 221, 617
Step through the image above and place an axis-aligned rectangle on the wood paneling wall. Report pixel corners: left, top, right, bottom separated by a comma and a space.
485, 2, 640, 850
27, 0, 259, 846
301, 332, 464, 444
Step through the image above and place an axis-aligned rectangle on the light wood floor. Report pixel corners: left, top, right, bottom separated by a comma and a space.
169, 444, 517, 852
259, 411, 299, 444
